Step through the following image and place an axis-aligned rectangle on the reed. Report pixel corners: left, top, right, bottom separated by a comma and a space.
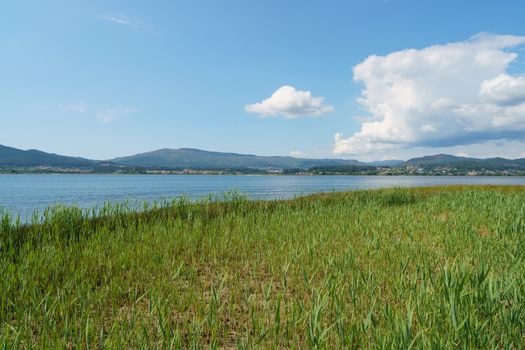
1, 186, 524, 348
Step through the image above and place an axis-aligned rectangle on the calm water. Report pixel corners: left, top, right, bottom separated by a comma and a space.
1, 174, 525, 220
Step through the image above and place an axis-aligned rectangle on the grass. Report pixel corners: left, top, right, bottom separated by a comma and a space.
1, 186, 525, 348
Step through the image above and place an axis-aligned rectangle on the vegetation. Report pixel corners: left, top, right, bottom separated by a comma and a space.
0, 145, 95, 169
4, 144, 525, 175
406, 154, 525, 170
3, 144, 525, 175
109, 148, 363, 170
308, 165, 379, 175
307, 165, 525, 176
1, 186, 525, 348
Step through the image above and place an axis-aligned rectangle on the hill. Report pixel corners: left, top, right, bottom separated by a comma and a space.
3, 144, 525, 174
110, 148, 364, 170
405, 154, 525, 170
0, 144, 96, 168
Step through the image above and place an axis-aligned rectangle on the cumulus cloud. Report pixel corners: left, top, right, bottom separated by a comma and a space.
334, 33, 525, 155
96, 107, 135, 123
480, 74, 525, 106
245, 85, 334, 118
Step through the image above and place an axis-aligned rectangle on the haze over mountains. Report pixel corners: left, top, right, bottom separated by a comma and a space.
1, 144, 525, 172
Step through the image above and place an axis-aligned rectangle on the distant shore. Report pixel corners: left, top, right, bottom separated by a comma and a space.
2, 169, 525, 176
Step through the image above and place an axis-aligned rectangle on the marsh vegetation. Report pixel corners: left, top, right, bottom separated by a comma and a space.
1, 186, 524, 348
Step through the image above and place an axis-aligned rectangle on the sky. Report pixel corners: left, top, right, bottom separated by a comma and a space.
1, 0, 525, 161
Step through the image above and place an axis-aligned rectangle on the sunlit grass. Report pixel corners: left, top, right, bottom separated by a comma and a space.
1, 186, 524, 348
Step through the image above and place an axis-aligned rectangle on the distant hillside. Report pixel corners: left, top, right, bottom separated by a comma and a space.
405, 154, 467, 166
3, 143, 525, 174
110, 148, 364, 170
405, 154, 525, 170
0, 144, 96, 168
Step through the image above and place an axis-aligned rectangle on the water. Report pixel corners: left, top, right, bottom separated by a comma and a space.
1, 174, 525, 220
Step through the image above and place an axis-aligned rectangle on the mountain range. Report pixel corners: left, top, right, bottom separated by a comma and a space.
111, 148, 367, 169
1, 144, 525, 172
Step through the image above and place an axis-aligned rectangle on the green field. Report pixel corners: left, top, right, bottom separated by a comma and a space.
1, 186, 524, 348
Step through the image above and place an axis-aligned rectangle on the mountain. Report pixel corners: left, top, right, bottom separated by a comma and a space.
3, 144, 525, 173
0, 144, 96, 168
110, 148, 364, 170
405, 154, 525, 170
405, 154, 467, 167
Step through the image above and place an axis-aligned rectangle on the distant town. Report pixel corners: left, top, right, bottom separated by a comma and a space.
2, 165, 525, 176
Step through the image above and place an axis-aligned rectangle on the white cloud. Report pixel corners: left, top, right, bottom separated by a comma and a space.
456, 152, 469, 157
60, 103, 87, 114
245, 85, 334, 118
480, 74, 525, 106
334, 33, 525, 155
421, 124, 437, 133
96, 107, 135, 123
97, 14, 142, 30
290, 150, 305, 158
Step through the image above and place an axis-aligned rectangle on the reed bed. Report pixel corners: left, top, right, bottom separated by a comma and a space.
1, 186, 524, 348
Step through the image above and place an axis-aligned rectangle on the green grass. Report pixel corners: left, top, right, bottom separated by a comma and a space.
1, 186, 525, 348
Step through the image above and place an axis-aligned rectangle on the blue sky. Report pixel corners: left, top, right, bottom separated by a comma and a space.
2, 0, 525, 161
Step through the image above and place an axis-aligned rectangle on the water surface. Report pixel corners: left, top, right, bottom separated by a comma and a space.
1, 174, 524, 220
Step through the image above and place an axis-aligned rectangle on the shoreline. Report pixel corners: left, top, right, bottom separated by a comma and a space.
2, 172, 525, 177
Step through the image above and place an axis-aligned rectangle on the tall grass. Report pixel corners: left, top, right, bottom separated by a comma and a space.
1, 186, 524, 348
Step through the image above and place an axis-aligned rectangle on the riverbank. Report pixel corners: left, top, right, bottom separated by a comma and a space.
1, 186, 524, 347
